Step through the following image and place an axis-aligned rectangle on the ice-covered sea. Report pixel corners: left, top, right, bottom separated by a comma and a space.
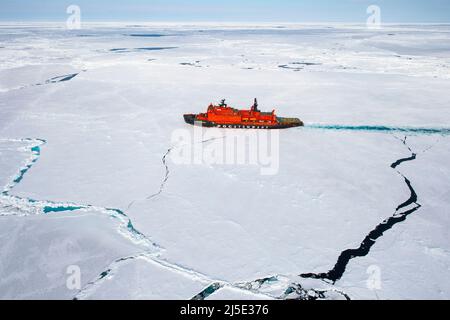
0, 23, 449, 299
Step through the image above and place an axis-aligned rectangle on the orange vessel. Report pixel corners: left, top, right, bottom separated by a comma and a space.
184, 99, 303, 129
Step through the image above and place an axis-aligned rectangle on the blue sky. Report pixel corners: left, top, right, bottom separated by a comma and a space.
0, 0, 449, 22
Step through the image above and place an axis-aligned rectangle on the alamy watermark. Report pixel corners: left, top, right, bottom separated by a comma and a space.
366, 265, 382, 290
170, 124, 280, 175
367, 5, 381, 29
66, 5, 81, 30
66, 264, 81, 290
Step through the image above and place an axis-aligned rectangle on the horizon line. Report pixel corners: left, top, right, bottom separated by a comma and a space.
1, 20, 450, 25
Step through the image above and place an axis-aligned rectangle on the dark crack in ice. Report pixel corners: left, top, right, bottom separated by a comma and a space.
300, 135, 423, 283
191, 283, 223, 300
282, 283, 350, 300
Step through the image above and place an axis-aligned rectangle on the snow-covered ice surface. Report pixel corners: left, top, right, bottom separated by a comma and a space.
0, 22, 449, 299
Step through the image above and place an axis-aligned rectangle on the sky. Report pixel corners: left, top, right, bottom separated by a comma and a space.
0, 0, 449, 23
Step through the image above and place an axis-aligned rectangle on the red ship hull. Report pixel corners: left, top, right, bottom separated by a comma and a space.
183, 114, 302, 129
184, 99, 303, 129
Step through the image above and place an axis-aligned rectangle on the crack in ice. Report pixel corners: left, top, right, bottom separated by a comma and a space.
299, 135, 425, 284
281, 283, 350, 300
2, 72, 84, 93
127, 136, 225, 210
146, 147, 172, 200
0, 138, 162, 261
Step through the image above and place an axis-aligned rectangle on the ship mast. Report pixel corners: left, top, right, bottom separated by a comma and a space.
252, 98, 259, 112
